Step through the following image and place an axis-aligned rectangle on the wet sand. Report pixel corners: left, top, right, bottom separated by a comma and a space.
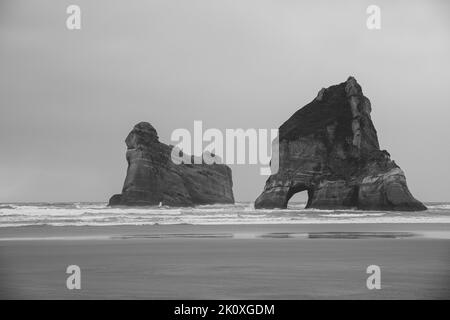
0, 223, 449, 299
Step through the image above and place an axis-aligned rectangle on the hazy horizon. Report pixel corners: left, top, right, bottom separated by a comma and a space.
1, 0, 449, 203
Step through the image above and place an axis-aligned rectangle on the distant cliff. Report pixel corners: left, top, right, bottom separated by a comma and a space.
109, 122, 234, 206
255, 77, 426, 211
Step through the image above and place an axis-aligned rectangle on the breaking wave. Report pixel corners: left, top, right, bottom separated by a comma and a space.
0, 202, 448, 227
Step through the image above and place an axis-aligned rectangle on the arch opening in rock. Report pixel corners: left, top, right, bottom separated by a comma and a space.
285, 185, 312, 209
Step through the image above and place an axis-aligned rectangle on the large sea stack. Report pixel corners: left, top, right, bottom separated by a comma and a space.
255, 77, 426, 211
109, 122, 234, 206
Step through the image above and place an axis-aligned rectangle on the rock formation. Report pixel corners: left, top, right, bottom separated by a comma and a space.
255, 77, 426, 211
109, 122, 234, 206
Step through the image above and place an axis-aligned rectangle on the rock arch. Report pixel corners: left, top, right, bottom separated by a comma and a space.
255, 77, 426, 211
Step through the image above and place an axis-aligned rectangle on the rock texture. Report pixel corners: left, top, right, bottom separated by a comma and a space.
255, 77, 426, 211
109, 122, 234, 206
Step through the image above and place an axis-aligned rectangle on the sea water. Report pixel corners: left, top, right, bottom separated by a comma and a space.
1, 202, 450, 227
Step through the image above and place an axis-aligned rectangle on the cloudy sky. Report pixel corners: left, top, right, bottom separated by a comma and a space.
1, 0, 449, 203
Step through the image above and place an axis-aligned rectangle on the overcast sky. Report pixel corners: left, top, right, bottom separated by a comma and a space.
1, 0, 449, 203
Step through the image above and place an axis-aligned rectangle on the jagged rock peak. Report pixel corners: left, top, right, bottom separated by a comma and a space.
125, 122, 159, 149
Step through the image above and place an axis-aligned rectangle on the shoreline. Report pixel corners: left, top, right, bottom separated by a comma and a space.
1, 222, 449, 239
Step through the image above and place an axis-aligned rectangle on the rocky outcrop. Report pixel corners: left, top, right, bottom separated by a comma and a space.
255, 77, 426, 211
109, 122, 234, 206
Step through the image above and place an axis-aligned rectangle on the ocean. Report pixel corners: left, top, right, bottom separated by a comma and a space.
1, 202, 450, 227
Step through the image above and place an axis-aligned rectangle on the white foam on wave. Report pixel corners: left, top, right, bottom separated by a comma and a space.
1, 202, 450, 227
426, 204, 450, 210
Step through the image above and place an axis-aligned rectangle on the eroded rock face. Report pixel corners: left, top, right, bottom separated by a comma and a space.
255, 77, 426, 211
109, 122, 234, 206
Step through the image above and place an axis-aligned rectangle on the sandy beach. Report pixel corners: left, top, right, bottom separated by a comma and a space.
0, 223, 449, 299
